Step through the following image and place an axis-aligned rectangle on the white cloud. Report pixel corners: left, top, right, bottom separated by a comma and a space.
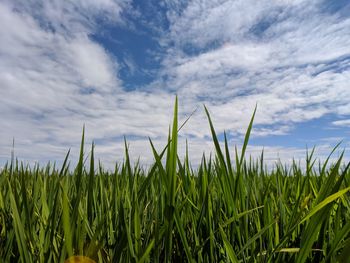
158, 0, 350, 139
0, 0, 173, 166
6, 0, 129, 34
332, 119, 350, 127
1, 0, 349, 168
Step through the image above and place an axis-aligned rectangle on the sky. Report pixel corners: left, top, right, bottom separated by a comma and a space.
1, 0, 350, 168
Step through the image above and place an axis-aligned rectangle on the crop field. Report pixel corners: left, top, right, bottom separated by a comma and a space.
1, 99, 350, 262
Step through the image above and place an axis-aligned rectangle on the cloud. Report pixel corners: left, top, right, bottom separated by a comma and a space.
1, 0, 349, 168
7, 0, 129, 34
158, 0, 350, 139
0, 0, 172, 165
332, 119, 350, 127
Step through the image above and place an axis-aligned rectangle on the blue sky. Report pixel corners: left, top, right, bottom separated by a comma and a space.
0, 0, 350, 167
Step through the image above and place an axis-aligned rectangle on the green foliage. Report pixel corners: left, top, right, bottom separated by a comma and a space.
0, 98, 350, 262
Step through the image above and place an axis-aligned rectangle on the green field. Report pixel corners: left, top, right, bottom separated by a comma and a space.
1, 98, 350, 262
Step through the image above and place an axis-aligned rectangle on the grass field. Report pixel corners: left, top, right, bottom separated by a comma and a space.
1, 98, 350, 262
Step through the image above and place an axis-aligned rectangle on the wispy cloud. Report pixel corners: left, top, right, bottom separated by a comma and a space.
159, 0, 350, 137
0, 0, 349, 167
0, 0, 171, 164
332, 119, 350, 127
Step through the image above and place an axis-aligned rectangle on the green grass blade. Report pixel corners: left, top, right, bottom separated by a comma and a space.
219, 225, 239, 263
